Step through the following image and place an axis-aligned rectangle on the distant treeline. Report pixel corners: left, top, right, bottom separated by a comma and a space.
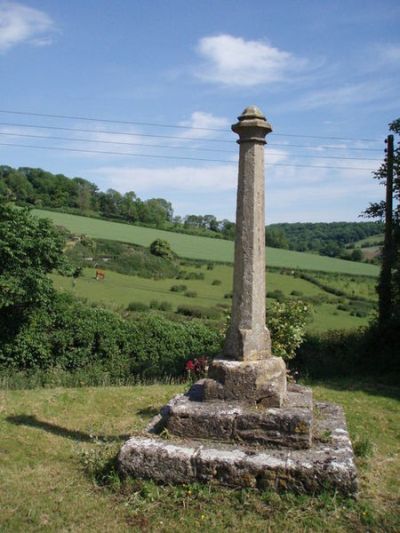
0, 165, 382, 257
266, 222, 383, 258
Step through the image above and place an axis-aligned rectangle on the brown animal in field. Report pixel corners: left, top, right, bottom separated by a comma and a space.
95, 269, 105, 280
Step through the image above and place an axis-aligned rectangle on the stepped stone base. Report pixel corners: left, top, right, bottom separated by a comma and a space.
150, 382, 313, 449
118, 402, 358, 496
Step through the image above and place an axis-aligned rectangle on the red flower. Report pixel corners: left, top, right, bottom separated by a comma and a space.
185, 360, 195, 372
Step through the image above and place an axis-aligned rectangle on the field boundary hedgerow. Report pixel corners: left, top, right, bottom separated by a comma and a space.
32, 209, 380, 276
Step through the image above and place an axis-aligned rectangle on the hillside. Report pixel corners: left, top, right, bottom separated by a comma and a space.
34, 209, 380, 276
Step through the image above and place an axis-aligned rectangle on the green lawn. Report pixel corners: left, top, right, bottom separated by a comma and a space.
1, 381, 399, 532
34, 209, 379, 276
51, 265, 373, 332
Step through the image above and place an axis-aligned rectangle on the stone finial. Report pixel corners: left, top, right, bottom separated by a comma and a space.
232, 106, 273, 144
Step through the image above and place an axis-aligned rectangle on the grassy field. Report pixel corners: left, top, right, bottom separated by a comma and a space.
34, 209, 379, 276
51, 264, 375, 332
1, 381, 399, 532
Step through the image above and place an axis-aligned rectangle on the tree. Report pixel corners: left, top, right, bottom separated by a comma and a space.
0, 204, 66, 317
149, 239, 174, 260
266, 228, 289, 249
364, 118, 400, 327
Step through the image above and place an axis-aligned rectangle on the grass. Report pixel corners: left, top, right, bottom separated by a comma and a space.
51, 264, 375, 332
1, 380, 399, 531
34, 209, 380, 276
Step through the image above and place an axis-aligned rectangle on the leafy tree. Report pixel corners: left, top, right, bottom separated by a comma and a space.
0, 204, 67, 317
266, 228, 289, 249
149, 239, 174, 260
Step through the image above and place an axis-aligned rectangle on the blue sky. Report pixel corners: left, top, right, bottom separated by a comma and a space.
0, 0, 399, 223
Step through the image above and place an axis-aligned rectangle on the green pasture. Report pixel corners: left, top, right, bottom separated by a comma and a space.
51, 264, 374, 332
1, 381, 399, 532
351, 233, 384, 247
34, 209, 379, 276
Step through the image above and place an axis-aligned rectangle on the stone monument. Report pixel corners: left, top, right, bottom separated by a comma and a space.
118, 107, 358, 495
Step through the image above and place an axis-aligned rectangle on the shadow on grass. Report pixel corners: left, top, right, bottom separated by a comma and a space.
6, 414, 130, 443
136, 406, 160, 418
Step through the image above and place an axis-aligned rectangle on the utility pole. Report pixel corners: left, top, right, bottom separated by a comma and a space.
379, 134, 394, 326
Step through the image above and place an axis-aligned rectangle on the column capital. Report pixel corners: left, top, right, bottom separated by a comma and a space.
231, 106, 272, 144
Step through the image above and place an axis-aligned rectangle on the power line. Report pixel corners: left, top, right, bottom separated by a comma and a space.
0, 121, 383, 154
0, 109, 382, 144
0, 131, 382, 162
0, 121, 233, 144
269, 142, 382, 153
0, 109, 228, 132
0, 141, 378, 171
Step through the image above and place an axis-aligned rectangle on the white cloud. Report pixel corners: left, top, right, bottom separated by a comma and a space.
93, 164, 237, 193
0, 1, 56, 53
178, 111, 229, 139
195, 34, 307, 87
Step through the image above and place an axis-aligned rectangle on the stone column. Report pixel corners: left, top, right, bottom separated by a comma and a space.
205, 106, 287, 407
223, 106, 272, 361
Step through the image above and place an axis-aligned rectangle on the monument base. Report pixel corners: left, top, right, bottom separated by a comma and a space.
151, 382, 312, 449
204, 356, 287, 407
118, 401, 358, 496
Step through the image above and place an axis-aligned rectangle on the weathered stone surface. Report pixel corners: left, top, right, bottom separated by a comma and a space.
223, 106, 273, 362
150, 383, 312, 449
118, 439, 196, 484
206, 357, 287, 407
118, 402, 358, 496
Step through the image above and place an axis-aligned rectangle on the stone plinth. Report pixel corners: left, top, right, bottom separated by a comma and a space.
149, 383, 313, 450
204, 357, 287, 407
118, 402, 358, 496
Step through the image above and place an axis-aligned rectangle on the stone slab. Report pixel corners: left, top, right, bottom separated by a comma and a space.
205, 357, 287, 407
118, 402, 358, 496
151, 383, 313, 449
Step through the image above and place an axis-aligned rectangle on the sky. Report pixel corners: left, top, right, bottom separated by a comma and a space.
0, 0, 399, 223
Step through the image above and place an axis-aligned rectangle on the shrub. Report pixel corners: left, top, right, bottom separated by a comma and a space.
184, 290, 197, 298
266, 289, 285, 302
0, 294, 223, 378
159, 301, 172, 312
149, 239, 174, 260
170, 284, 187, 293
212, 279, 222, 286
207, 263, 214, 270
267, 300, 311, 360
224, 292, 232, 299
176, 305, 221, 320
290, 290, 303, 296
184, 272, 205, 280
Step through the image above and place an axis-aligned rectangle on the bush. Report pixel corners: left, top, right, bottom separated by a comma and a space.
0, 293, 223, 379
170, 284, 187, 293
149, 239, 174, 260
224, 292, 232, 299
207, 263, 214, 270
176, 305, 221, 320
267, 289, 285, 302
184, 291, 197, 298
159, 301, 173, 312
267, 300, 311, 360
181, 272, 205, 280
127, 301, 148, 312
290, 290, 303, 296
212, 279, 222, 286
